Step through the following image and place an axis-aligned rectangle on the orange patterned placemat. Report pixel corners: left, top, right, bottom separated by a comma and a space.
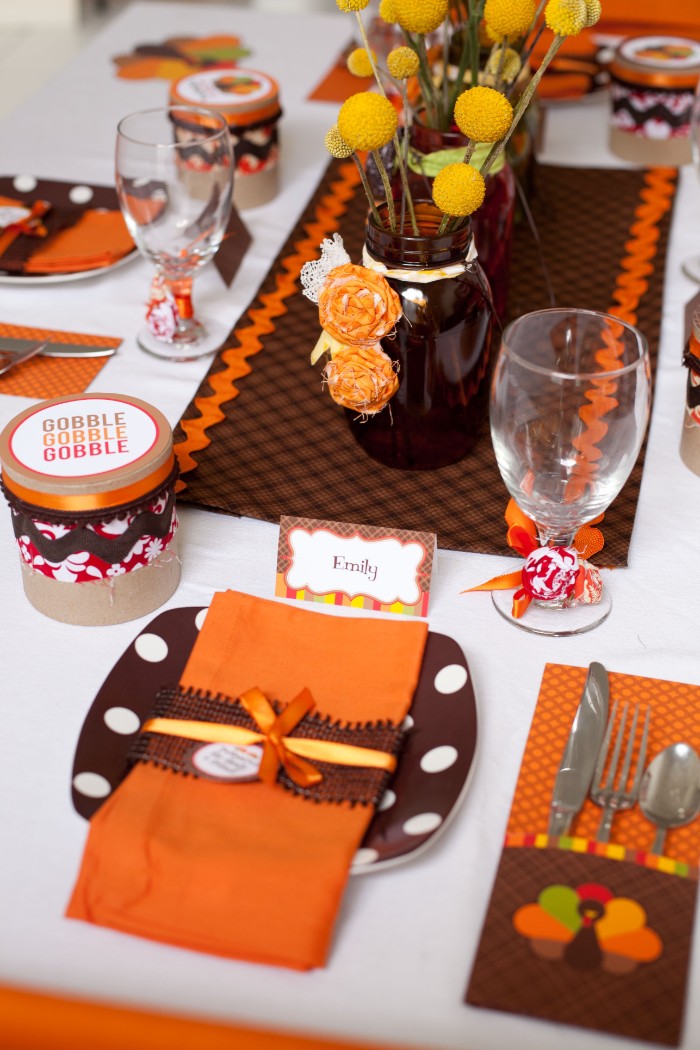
507, 664, 700, 868
0, 324, 120, 399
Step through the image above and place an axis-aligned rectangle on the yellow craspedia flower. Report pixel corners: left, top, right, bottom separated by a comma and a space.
583, 0, 602, 26
338, 92, 398, 151
545, 0, 586, 36
485, 46, 521, 83
379, 0, 398, 22
393, 0, 449, 35
347, 47, 376, 77
325, 125, 354, 159
432, 163, 486, 216
387, 45, 420, 79
336, 0, 370, 10
454, 86, 513, 142
483, 0, 536, 39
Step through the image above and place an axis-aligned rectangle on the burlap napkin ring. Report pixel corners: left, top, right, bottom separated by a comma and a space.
130, 684, 405, 806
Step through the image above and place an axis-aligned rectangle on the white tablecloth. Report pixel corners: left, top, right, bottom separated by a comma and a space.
2, 4, 700, 1049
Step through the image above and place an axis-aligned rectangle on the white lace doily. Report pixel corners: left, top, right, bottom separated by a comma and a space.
300, 233, 351, 303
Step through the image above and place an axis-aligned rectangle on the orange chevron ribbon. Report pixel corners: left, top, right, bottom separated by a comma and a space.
566, 167, 676, 503
173, 160, 362, 491
462, 500, 604, 618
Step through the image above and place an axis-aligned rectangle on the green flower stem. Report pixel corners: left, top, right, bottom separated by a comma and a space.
437, 213, 451, 235
462, 141, 476, 164
354, 11, 384, 93
417, 35, 445, 128
401, 28, 438, 126
481, 34, 562, 177
393, 132, 419, 234
372, 150, 397, 231
513, 20, 545, 92
397, 82, 419, 235
352, 153, 383, 227
469, 0, 486, 94
523, 0, 548, 47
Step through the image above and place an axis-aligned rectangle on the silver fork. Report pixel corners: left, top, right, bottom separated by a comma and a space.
590, 700, 651, 843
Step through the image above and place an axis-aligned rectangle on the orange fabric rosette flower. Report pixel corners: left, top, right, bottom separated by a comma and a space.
323, 344, 399, 415
318, 262, 402, 346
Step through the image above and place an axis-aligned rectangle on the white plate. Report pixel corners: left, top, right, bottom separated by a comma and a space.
0, 249, 138, 285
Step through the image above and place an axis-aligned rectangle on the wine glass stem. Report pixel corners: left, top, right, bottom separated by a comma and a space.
535, 524, 577, 548
162, 275, 205, 345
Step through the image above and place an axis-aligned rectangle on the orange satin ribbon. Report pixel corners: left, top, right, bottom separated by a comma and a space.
462, 500, 604, 619
141, 686, 397, 790
2, 454, 176, 514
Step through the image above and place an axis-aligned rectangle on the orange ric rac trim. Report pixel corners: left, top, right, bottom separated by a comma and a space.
565, 167, 676, 504
173, 161, 361, 492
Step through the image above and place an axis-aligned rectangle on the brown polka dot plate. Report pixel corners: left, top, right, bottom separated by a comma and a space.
0, 175, 137, 283
71, 606, 478, 873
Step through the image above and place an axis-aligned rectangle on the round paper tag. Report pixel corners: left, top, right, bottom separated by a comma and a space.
9, 396, 159, 479
175, 69, 276, 108
187, 742, 263, 782
0, 205, 31, 228
620, 36, 700, 69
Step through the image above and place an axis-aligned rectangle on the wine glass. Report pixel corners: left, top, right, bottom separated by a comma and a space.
489, 308, 651, 636
682, 78, 700, 282
116, 106, 233, 360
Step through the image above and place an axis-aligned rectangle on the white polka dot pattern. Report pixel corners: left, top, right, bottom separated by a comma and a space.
353, 848, 380, 866
13, 174, 37, 192
103, 707, 141, 735
378, 789, 396, 811
403, 812, 443, 836
73, 772, 111, 798
134, 633, 168, 662
195, 608, 208, 630
68, 185, 93, 204
434, 664, 468, 694
420, 745, 458, 773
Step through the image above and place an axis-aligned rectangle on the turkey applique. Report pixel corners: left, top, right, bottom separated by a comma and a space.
513, 882, 663, 974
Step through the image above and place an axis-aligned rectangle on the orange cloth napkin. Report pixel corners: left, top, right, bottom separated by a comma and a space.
67, 590, 428, 969
23, 210, 134, 274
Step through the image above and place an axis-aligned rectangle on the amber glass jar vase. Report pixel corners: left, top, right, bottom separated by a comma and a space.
406, 113, 516, 321
349, 201, 493, 471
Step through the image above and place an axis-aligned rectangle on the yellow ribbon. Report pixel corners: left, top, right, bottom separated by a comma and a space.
310, 329, 346, 366
141, 686, 397, 789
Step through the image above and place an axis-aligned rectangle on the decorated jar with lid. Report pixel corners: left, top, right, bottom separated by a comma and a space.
0, 393, 180, 625
170, 67, 282, 209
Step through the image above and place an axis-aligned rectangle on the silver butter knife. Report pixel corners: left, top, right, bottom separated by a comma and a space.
0, 337, 117, 359
547, 661, 609, 836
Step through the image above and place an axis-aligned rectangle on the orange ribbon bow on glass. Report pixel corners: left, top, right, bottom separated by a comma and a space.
141, 685, 397, 790
463, 499, 605, 618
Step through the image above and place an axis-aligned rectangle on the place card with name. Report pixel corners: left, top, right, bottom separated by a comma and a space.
275, 516, 436, 617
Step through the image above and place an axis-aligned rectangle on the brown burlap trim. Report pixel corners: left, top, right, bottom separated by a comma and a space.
128, 686, 404, 806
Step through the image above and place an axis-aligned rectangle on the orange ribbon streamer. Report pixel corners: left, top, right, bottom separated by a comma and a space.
141, 686, 398, 790
461, 499, 604, 618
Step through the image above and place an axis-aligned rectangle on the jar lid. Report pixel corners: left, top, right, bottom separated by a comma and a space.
610, 36, 700, 89
170, 68, 280, 127
0, 393, 174, 513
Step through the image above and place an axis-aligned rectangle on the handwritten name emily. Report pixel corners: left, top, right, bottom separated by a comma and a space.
332, 554, 378, 582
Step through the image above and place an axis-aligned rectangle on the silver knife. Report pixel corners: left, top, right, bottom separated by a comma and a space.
547, 661, 609, 836
0, 337, 117, 358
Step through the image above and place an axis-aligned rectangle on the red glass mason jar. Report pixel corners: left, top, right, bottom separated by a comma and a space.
349, 201, 493, 470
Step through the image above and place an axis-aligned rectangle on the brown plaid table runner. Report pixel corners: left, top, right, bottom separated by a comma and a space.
174, 160, 677, 564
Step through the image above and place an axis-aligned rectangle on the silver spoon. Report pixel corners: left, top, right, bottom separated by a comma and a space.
639, 743, 700, 855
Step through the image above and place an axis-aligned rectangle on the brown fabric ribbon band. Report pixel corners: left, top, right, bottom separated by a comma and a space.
129, 685, 405, 806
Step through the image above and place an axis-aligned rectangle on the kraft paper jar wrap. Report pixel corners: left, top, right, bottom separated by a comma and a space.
169, 67, 281, 210
609, 36, 700, 166
0, 393, 180, 626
